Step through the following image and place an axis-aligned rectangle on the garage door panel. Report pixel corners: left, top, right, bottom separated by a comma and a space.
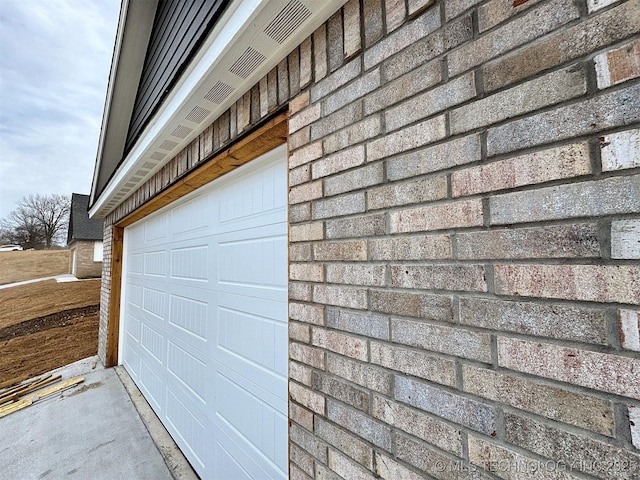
170, 193, 213, 237
217, 169, 286, 227
214, 438, 253, 479
218, 235, 287, 290
142, 285, 167, 321
215, 358, 287, 419
127, 253, 144, 275
123, 309, 142, 342
215, 369, 287, 477
216, 307, 287, 387
165, 387, 207, 471
121, 146, 287, 479
140, 322, 166, 365
166, 340, 208, 403
216, 208, 287, 235
139, 358, 165, 412
126, 283, 143, 308
167, 292, 210, 347
216, 293, 287, 379
144, 211, 169, 244
144, 250, 169, 277
122, 336, 141, 379
170, 245, 209, 281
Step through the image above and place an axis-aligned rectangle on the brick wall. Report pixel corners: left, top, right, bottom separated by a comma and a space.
99, 0, 640, 478
70, 240, 102, 279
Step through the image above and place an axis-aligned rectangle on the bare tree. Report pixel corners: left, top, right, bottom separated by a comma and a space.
0, 225, 16, 245
22, 194, 70, 248
1, 207, 44, 249
1, 194, 70, 249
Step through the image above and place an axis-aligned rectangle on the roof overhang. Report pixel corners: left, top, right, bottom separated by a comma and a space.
90, 0, 348, 219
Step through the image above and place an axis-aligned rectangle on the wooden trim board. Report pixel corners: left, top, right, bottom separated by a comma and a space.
105, 226, 124, 367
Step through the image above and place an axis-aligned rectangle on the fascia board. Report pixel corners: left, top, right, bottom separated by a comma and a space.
89, 0, 158, 208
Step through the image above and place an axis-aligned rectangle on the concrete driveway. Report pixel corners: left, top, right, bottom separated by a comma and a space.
0, 358, 194, 480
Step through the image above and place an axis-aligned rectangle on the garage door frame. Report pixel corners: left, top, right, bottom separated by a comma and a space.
103, 112, 288, 367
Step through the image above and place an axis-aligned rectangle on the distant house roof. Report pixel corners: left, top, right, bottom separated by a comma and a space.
67, 193, 104, 244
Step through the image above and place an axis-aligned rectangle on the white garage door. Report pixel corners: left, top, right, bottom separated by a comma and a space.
120, 146, 288, 479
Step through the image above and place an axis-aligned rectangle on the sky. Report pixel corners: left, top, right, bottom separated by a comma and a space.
0, 0, 121, 220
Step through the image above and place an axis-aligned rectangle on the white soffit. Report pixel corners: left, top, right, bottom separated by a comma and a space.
91, 0, 348, 218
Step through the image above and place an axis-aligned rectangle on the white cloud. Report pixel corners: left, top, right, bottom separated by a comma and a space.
0, 0, 120, 218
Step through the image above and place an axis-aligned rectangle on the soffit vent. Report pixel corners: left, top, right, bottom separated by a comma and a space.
150, 152, 167, 161
171, 125, 193, 138
159, 140, 179, 150
204, 81, 234, 104
229, 47, 266, 79
264, 0, 312, 44
185, 105, 211, 123
94, 0, 351, 219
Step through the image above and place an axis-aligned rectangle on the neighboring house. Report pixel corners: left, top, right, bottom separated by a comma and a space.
67, 193, 104, 279
89, 1, 640, 479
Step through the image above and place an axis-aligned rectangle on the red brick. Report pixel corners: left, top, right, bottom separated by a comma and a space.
290, 360, 313, 385
371, 342, 456, 386
477, 0, 544, 32
289, 263, 324, 282
407, 0, 435, 17
343, 0, 362, 58
363, 0, 384, 47
313, 240, 367, 261
312, 145, 364, 179
290, 90, 310, 115
290, 222, 324, 242
498, 337, 640, 399
495, 264, 640, 305
448, 0, 579, 76
311, 328, 368, 361
290, 381, 325, 414
463, 365, 615, 436
389, 199, 484, 233
289, 180, 322, 205
372, 396, 462, 454
384, 0, 406, 32
313, 24, 328, 80
452, 142, 591, 197
290, 342, 325, 370
289, 321, 311, 343
290, 126, 310, 150
289, 402, 314, 431
313, 284, 368, 309
328, 449, 376, 480
595, 38, 640, 89
483, 0, 640, 92
391, 264, 487, 292
290, 302, 324, 325
289, 141, 322, 169
290, 103, 321, 133
299, 37, 312, 88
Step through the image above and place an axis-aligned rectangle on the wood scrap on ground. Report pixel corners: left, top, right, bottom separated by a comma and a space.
0, 375, 84, 418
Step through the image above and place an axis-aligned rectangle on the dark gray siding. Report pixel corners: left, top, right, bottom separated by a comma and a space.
124, 0, 229, 154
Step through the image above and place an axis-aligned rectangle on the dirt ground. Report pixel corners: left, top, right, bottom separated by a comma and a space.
0, 279, 101, 385
0, 250, 70, 285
